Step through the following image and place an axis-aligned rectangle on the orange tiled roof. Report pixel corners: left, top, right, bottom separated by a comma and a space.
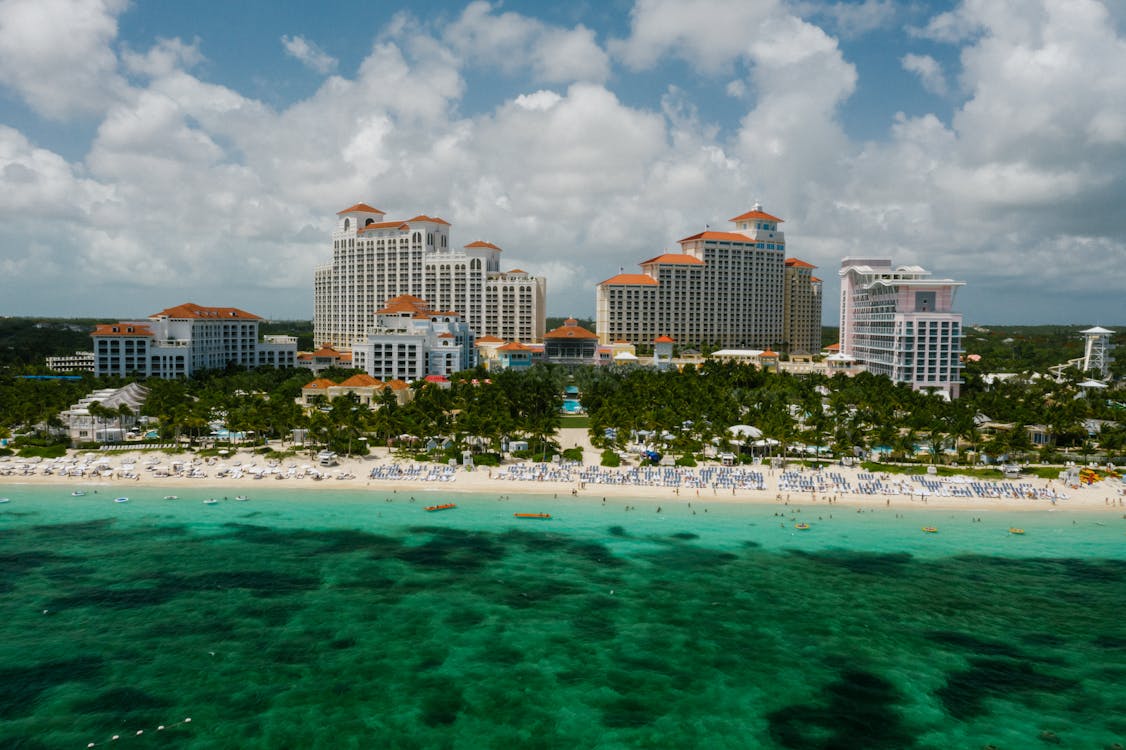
297, 352, 313, 361
339, 352, 352, 362
678, 230, 757, 244
437, 332, 455, 338
640, 253, 705, 265
811, 276, 822, 283
303, 378, 337, 390
545, 319, 598, 340
730, 208, 784, 223
358, 220, 410, 232
338, 203, 385, 215
93, 323, 153, 337
498, 341, 533, 351
506, 268, 527, 274
406, 215, 451, 225
653, 335, 676, 343
825, 343, 840, 351
598, 273, 659, 286
475, 335, 505, 343
379, 295, 431, 314
785, 257, 816, 268
466, 240, 502, 251
152, 303, 262, 321
385, 379, 411, 391
339, 374, 383, 388
311, 346, 342, 358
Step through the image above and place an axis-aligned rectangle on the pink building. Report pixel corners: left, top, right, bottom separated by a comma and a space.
839, 259, 965, 399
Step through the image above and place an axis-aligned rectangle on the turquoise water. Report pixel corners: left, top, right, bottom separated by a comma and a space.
2, 486, 1126, 749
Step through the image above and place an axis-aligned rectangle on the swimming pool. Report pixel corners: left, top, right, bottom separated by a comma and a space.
562, 398, 584, 414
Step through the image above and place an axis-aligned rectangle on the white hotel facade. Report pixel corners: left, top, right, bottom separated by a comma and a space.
838, 259, 965, 399
350, 295, 476, 382
92, 303, 297, 378
314, 203, 546, 350
596, 205, 822, 353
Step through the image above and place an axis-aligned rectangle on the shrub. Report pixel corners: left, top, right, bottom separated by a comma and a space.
561, 447, 584, 462
471, 452, 501, 467
675, 454, 697, 467
17, 443, 68, 459
601, 449, 621, 467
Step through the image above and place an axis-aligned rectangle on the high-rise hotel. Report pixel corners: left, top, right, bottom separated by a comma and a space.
839, 258, 965, 399
595, 204, 822, 353
314, 203, 546, 349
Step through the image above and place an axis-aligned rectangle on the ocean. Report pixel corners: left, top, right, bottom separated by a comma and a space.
2, 485, 1125, 749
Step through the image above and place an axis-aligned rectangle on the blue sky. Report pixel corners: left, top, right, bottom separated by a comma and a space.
1, 0, 1124, 327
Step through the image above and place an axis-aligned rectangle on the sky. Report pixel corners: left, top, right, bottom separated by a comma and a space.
1, 0, 1124, 326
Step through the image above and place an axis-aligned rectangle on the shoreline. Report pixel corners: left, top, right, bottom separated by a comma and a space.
3, 447, 1124, 515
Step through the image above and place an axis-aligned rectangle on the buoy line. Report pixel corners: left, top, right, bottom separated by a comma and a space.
86, 717, 192, 746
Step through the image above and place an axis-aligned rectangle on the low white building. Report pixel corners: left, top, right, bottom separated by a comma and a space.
60, 383, 149, 444
351, 295, 475, 382
92, 303, 297, 378
47, 351, 95, 372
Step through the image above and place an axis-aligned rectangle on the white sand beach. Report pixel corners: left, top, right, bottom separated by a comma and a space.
3, 426, 1123, 514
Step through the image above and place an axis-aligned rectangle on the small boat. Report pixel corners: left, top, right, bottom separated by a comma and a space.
1009, 527, 1025, 535
922, 526, 938, 533
794, 522, 810, 530
114, 497, 129, 503
0, 498, 10, 504
71, 491, 87, 497
163, 495, 178, 500
425, 503, 457, 512
514, 512, 551, 519
235, 495, 249, 501
203, 498, 219, 505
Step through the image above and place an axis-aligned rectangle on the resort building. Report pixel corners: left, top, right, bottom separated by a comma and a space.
350, 295, 475, 382
60, 383, 149, 444
299, 374, 411, 407
544, 318, 602, 366
47, 351, 95, 373
838, 259, 965, 399
596, 204, 818, 352
783, 259, 823, 355
296, 345, 352, 374
313, 203, 546, 350
91, 303, 297, 378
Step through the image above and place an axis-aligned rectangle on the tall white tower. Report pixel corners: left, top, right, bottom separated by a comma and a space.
1080, 326, 1115, 378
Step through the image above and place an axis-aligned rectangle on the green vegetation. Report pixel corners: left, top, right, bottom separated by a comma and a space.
0, 318, 108, 369
0, 321, 1122, 469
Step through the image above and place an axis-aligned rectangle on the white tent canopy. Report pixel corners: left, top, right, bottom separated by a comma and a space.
728, 425, 763, 439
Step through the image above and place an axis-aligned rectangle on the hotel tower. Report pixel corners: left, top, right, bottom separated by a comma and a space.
838, 258, 965, 399
596, 204, 821, 353
314, 203, 546, 349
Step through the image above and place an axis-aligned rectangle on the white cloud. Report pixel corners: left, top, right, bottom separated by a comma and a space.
0, 0, 129, 118
513, 90, 562, 111
0, 0, 1123, 325
612, 0, 778, 72
122, 37, 204, 78
801, 0, 896, 38
901, 53, 948, 95
281, 34, 337, 74
443, 1, 610, 83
